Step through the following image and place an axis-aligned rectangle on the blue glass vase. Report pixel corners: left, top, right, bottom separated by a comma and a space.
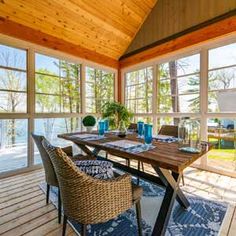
137, 121, 144, 138
104, 119, 109, 132
144, 124, 153, 146
98, 121, 105, 137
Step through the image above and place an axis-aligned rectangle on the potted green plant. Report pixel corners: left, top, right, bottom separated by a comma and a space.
82, 115, 96, 132
101, 101, 133, 129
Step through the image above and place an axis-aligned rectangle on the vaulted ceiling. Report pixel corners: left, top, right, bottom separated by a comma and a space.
0, 0, 157, 60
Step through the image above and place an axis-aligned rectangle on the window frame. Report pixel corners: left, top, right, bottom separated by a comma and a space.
124, 66, 153, 114
35, 52, 82, 113
0, 46, 28, 113
122, 34, 236, 178
85, 66, 115, 114
156, 54, 201, 114
0, 34, 117, 177
207, 44, 236, 113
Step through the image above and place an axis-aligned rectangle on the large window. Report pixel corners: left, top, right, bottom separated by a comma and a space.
124, 55, 200, 135
0, 44, 27, 113
208, 43, 236, 112
35, 53, 81, 113
207, 118, 236, 172
157, 54, 200, 113
34, 118, 81, 164
124, 40, 236, 177
0, 119, 28, 172
34, 54, 83, 165
206, 43, 236, 173
125, 67, 153, 114
0, 44, 28, 173
85, 67, 114, 113
0, 39, 116, 175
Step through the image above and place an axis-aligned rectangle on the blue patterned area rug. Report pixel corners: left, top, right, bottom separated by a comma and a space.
39, 177, 228, 236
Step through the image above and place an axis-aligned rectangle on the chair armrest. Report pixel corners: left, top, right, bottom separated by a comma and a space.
62, 146, 73, 156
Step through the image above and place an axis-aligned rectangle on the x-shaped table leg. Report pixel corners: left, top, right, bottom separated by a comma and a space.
75, 143, 101, 158
152, 167, 190, 236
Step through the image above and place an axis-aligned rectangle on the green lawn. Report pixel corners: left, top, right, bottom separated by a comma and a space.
207, 137, 236, 161
208, 149, 236, 161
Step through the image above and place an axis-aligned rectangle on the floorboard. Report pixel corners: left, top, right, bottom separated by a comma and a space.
0, 176, 45, 193
0, 200, 48, 225
228, 207, 236, 236
0, 163, 235, 236
0, 195, 46, 217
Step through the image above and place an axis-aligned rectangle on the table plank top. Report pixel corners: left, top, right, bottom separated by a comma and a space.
58, 132, 211, 173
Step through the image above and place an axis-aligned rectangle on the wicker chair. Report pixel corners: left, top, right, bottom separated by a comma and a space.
42, 140, 143, 236
158, 125, 179, 138
158, 125, 185, 185
31, 133, 94, 223
127, 123, 138, 133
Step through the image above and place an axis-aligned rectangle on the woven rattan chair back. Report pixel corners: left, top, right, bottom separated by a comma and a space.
42, 139, 133, 225
31, 133, 58, 187
128, 123, 138, 132
158, 125, 178, 138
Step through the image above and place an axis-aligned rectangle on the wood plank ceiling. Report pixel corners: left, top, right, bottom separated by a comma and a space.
0, 0, 157, 60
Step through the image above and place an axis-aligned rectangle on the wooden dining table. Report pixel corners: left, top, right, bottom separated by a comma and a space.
58, 132, 211, 236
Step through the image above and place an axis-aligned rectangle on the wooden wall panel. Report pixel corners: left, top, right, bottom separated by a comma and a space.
125, 0, 236, 55
120, 16, 236, 68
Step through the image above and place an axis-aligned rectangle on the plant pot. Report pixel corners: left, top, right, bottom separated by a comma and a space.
85, 126, 94, 132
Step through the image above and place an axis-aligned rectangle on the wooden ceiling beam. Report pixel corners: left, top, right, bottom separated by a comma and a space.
119, 15, 236, 69
0, 17, 119, 69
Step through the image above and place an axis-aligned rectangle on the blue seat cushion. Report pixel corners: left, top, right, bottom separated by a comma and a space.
75, 160, 114, 179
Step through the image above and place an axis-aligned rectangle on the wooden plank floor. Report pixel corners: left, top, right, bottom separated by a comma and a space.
0, 170, 77, 236
0, 160, 236, 236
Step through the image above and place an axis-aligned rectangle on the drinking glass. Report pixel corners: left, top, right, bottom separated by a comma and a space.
98, 121, 105, 137
137, 121, 144, 138
144, 124, 153, 146
104, 119, 109, 132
